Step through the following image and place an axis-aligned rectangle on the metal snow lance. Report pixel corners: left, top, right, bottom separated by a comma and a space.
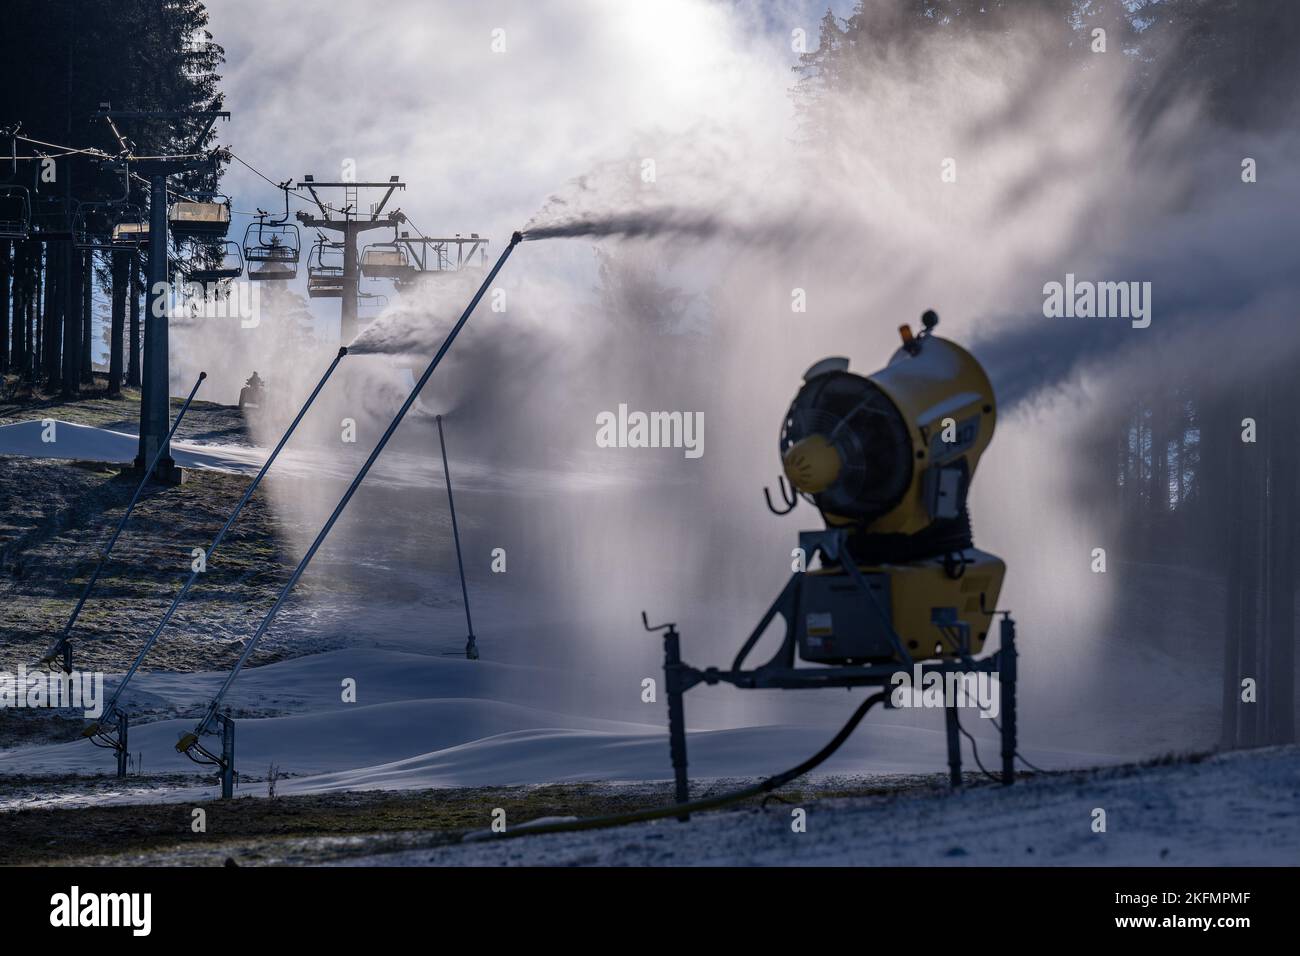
436, 414, 477, 660
177, 232, 522, 791
39, 371, 207, 674
82, 349, 349, 774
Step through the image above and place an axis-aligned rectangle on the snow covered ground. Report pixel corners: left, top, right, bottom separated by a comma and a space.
2, 418, 1105, 813
0, 646, 1108, 811
345, 746, 1300, 867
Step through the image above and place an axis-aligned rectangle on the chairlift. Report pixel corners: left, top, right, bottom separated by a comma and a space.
71, 199, 148, 248
110, 204, 149, 248
358, 291, 389, 312
185, 239, 244, 283
243, 220, 301, 281
0, 185, 31, 239
71, 201, 112, 248
306, 238, 344, 298
168, 194, 231, 238
360, 241, 414, 280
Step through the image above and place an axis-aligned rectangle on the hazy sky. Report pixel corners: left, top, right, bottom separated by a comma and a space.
195, 0, 852, 338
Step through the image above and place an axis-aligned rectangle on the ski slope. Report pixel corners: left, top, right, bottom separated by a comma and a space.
349, 746, 1300, 867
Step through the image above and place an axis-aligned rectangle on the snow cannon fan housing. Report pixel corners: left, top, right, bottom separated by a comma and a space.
779, 311, 1006, 663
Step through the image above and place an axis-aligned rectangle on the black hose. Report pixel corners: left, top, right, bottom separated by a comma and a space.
468, 690, 889, 842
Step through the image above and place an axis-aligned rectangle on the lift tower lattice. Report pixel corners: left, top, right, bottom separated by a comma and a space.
295, 174, 405, 343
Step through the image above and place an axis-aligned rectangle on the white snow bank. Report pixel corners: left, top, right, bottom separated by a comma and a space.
0, 420, 262, 473
0, 419, 653, 492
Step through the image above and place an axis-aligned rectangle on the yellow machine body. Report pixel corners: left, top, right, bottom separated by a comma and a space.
779, 319, 1004, 664
791, 336, 997, 534
864, 337, 995, 533
798, 551, 1005, 662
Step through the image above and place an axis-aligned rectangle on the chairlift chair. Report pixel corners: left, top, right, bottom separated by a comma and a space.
360, 241, 414, 280
243, 221, 301, 281
110, 204, 149, 248
185, 239, 244, 283
168, 195, 232, 239
71, 201, 113, 248
358, 291, 389, 312
306, 239, 344, 298
0, 185, 31, 239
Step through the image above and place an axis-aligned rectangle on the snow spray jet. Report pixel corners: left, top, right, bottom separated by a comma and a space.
83, 349, 349, 746
519, 207, 800, 243
176, 234, 521, 759
454, 8, 1300, 741
39, 372, 207, 673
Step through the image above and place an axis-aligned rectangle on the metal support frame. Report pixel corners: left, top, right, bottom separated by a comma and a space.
179, 711, 236, 798
657, 542, 1019, 817
84, 709, 131, 779
394, 233, 489, 273
436, 415, 477, 660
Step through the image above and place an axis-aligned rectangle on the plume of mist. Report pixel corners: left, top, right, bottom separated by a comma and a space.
182, 1, 1300, 746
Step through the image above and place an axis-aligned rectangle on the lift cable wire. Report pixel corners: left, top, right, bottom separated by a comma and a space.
16, 132, 206, 162
465, 690, 891, 843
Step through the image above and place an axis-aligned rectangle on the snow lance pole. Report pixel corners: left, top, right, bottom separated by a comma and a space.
436, 414, 477, 660
178, 232, 522, 753
40, 371, 207, 673
86, 348, 348, 739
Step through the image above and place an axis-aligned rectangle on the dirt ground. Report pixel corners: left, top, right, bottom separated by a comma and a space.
0, 379, 351, 747
0, 774, 948, 866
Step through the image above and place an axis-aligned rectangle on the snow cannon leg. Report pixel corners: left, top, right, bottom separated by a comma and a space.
944, 691, 962, 788
116, 711, 129, 779
999, 615, 1017, 785
219, 715, 235, 799
662, 624, 691, 821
